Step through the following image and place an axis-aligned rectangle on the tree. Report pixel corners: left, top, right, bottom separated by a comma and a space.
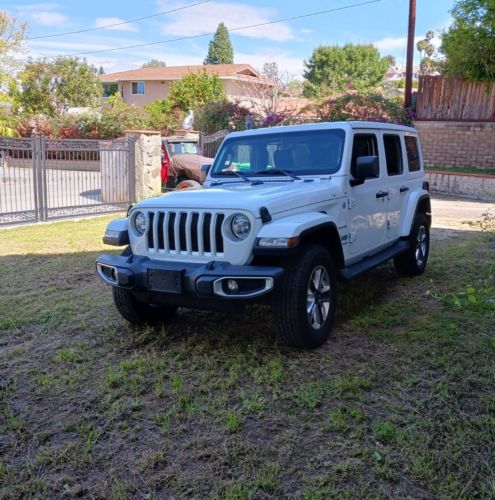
303, 44, 390, 97
168, 70, 225, 111
0, 11, 27, 106
383, 55, 397, 67
98, 66, 105, 75
204, 22, 234, 65
141, 59, 167, 68
416, 31, 440, 75
14, 57, 102, 115
441, 0, 495, 81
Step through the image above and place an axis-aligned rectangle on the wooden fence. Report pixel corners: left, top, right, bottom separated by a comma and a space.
416, 76, 495, 121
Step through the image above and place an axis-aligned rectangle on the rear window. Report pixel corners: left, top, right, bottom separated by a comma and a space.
383, 134, 403, 176
167, 142, 199, 156
405, 136, 421, 172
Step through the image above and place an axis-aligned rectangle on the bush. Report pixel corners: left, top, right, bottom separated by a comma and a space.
14, 94, 148, 139
315, 91, 412, 125
144, 98, 183, 135
195, 100, 252, 134
168, 71, 225, 112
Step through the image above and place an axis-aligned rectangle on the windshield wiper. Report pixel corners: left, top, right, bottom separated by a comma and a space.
216, 169, 263, 185
257, 168, 301, 180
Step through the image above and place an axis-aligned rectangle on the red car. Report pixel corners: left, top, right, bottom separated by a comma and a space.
161, 136, 204, 190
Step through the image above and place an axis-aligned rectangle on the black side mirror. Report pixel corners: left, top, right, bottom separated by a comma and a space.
352, 156, 379, 185
200, 164, 211, 182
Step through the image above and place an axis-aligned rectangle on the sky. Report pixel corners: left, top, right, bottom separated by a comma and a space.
4, 0, 455, 78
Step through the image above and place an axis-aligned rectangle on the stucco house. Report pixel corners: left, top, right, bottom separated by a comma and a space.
99, 64, 270, 107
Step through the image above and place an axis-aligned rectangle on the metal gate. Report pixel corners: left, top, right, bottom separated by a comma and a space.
200, 129, 228, 159
0, 136, 136, 226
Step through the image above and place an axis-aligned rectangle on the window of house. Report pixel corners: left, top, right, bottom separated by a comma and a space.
102, 82, 118, 97
405, 136, 421, 171
351, 134, 379, 178
383, 134, 403, 176
131, 81, 145, 95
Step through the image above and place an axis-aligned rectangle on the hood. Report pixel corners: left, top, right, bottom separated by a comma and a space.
136, 178, 346, 217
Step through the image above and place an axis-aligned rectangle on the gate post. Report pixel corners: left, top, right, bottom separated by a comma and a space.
33, 135, 46, 221
127, 136, 137, 203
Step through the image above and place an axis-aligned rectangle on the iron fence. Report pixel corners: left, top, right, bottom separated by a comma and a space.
0, 136, 136, 226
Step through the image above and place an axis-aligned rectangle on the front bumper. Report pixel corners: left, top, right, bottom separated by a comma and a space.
96, 253, 284, 302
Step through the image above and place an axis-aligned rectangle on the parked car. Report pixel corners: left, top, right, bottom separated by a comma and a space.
97, 121, 431, 349
161, 134, 211, 190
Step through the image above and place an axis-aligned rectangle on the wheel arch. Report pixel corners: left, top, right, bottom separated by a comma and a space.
400, 191, 431, 237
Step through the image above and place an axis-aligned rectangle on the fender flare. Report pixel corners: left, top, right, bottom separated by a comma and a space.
400, 190, 431, 237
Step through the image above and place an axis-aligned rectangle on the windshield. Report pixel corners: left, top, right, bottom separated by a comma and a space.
211, 129, 346, 177
166, 141, 199, 156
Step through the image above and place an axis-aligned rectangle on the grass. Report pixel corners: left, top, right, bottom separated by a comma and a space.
426, 165, 495, 176
0, 213, 494, 497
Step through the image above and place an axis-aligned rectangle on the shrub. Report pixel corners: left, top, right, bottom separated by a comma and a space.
168, 71, 225, 112
195, 100, 252, 134
144, 98, 183, 135
315, 91, 411, 125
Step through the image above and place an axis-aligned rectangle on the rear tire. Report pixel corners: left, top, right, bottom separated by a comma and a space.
112, 247, 177, 325
273, 245, 337, 349
394, 213, 430, 276
176, 179, 201, 190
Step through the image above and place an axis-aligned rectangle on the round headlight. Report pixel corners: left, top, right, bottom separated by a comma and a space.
231, 214, 251, 240
133, 211, 146, 235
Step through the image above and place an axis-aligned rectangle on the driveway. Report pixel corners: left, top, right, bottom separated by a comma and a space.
430, 194, 494, 238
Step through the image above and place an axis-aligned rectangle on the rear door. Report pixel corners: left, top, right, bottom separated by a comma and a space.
347, 132, 388, 258
382, 132, 406, 242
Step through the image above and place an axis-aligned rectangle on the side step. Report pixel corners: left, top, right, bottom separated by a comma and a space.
338, 240, 409, 281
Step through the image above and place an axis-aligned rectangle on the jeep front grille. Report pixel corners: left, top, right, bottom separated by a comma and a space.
146, 210, 225, 257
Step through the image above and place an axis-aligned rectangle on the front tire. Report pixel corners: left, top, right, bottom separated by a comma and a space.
112, 247, 177, 325
273, 245, 337, 349
394, 213, 430, 276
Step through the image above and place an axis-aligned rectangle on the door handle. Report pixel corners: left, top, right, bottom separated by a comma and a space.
376, 191, 389, 199
400, 186, 410, 193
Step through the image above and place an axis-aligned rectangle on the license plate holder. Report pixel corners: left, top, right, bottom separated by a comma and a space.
148, 268, 183, 294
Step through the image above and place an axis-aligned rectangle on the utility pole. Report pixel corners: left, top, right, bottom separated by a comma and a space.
404, 0, 416, 108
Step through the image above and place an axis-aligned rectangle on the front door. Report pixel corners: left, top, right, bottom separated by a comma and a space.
347, 132, 388, 259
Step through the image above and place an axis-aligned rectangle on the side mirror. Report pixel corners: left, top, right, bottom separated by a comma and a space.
353, 156, 379, 184
200, 164, 212, 183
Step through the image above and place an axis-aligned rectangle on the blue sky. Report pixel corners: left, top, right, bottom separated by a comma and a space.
6, 0, 455, 77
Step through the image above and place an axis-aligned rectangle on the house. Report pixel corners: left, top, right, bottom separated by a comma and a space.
99, 64, 270, 107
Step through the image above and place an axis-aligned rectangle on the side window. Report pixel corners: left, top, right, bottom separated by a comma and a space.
351, 134, 379, 178
405, 136, 421, 172
383, 134, 403, 176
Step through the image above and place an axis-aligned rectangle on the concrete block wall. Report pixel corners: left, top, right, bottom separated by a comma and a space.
414, 121, 495, 169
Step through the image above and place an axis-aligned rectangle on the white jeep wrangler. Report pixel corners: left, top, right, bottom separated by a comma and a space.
97, 121, 431, 348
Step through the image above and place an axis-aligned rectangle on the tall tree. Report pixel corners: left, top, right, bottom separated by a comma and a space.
141, 59, 167, 68
14, 57, 102, 115
441, 0, 495, 81
98, 66, 105, 75
0, 11, 27, 96
303, 44, 390, 97
417, 31, 440, 76
204, 22, 234, 65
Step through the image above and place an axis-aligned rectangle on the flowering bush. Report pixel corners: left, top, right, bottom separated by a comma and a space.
315, 91, 411, 125
262, 112, 288, 127
195, 100, 252, 134
14, 95, 148, 139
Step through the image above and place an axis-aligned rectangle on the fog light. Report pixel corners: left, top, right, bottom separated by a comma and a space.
227, 279, 238, 292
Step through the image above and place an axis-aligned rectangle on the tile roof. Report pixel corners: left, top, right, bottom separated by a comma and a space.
99, 64, 261, 82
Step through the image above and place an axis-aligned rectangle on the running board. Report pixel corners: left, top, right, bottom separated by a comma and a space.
338, 240, 410, 281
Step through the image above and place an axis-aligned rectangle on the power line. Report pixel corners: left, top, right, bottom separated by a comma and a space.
27, 0, 211, 40
45, 0, 383, 58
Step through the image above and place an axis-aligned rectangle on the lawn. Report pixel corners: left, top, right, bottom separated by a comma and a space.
0, 215, 494, 498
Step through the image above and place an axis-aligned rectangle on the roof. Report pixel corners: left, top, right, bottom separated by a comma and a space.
228, 121, 416, 139
99, 64, 261, 82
